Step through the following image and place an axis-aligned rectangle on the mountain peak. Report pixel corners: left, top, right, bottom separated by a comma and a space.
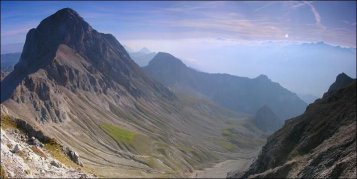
327, 73, 354, 93
138, 47, 151, 54
54, 8, 80, 17
336, 72, 351, 81
148, 52, 186, 68
255, 74, 270, 81
37, 8, 89, 30
14, 8, 94, 74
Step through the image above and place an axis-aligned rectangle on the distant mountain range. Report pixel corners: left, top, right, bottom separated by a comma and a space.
127, 47, 157, 67
229, 73, 356, 178
1, 52, 21, 79
144, 52, 307, 120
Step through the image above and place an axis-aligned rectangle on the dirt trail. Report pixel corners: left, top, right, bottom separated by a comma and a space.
191, 159, 253, 178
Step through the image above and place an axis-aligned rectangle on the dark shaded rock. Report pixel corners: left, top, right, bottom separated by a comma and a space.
15, 118, 51, 143
327, 73, 354, 93
50, 160, 61, 168
11, 144, 20, 153
28, 137, 43, 147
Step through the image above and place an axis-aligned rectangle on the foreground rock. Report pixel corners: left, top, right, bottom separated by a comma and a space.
1, 126, 92, 178
228, 74, 356, 178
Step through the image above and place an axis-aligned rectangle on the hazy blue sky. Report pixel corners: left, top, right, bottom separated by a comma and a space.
1, 1, 356, 97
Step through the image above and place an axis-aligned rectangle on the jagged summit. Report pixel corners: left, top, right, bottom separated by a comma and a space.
327, 72, 354, 93
14, 8, 95, 74
2, 8, 173, 103
138, 47, 151, 54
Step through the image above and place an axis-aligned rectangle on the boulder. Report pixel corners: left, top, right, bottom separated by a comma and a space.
64, 147, 82, 165
11, 144, 20, 153
50, 160, 61, 168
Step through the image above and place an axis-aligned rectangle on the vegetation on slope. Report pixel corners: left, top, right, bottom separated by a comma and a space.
100, 123, 136, 144
0, 165, 7, 178
0, 115, 17, 129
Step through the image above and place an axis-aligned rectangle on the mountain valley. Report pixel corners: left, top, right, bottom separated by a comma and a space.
1, 4, 356, 179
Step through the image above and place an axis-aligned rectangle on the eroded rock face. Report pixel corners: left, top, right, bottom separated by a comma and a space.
229, 75, 356, 178
1, 8, 174, 123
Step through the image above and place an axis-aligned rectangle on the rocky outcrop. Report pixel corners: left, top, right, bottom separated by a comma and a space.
327, 72, 354, 93
1, 127, 92, 178
228, 74, 356, 178
64, 147, 83, 166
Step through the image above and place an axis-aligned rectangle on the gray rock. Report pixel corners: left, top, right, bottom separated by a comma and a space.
50, 160, 61, 168
65, 147, 82, 165
28, 136, 43, 147
11, 144, 20, 153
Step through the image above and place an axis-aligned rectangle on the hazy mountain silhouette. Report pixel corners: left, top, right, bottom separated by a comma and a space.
1, 52, 21, 71
128, 47, 157, 67
144, 52, 307, 120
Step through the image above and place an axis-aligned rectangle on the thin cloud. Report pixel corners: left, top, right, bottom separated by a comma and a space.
254, 2, 275, 12
292, 1, 326, 30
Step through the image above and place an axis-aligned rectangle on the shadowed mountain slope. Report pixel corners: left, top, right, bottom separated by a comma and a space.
228, 73, 356, 178
144, 52, 307, 120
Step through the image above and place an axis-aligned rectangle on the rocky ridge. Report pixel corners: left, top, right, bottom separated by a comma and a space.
228, 73, 356, 178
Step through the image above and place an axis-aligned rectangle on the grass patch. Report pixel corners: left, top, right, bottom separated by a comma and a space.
100, 123, 136, 144
0, 115, 17, 129
215, 140, 236, 151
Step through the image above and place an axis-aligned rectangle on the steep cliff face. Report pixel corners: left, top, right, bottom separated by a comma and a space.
228, 74, 356, 178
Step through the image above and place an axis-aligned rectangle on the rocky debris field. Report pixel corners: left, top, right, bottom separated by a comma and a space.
1, 126, 91, 178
